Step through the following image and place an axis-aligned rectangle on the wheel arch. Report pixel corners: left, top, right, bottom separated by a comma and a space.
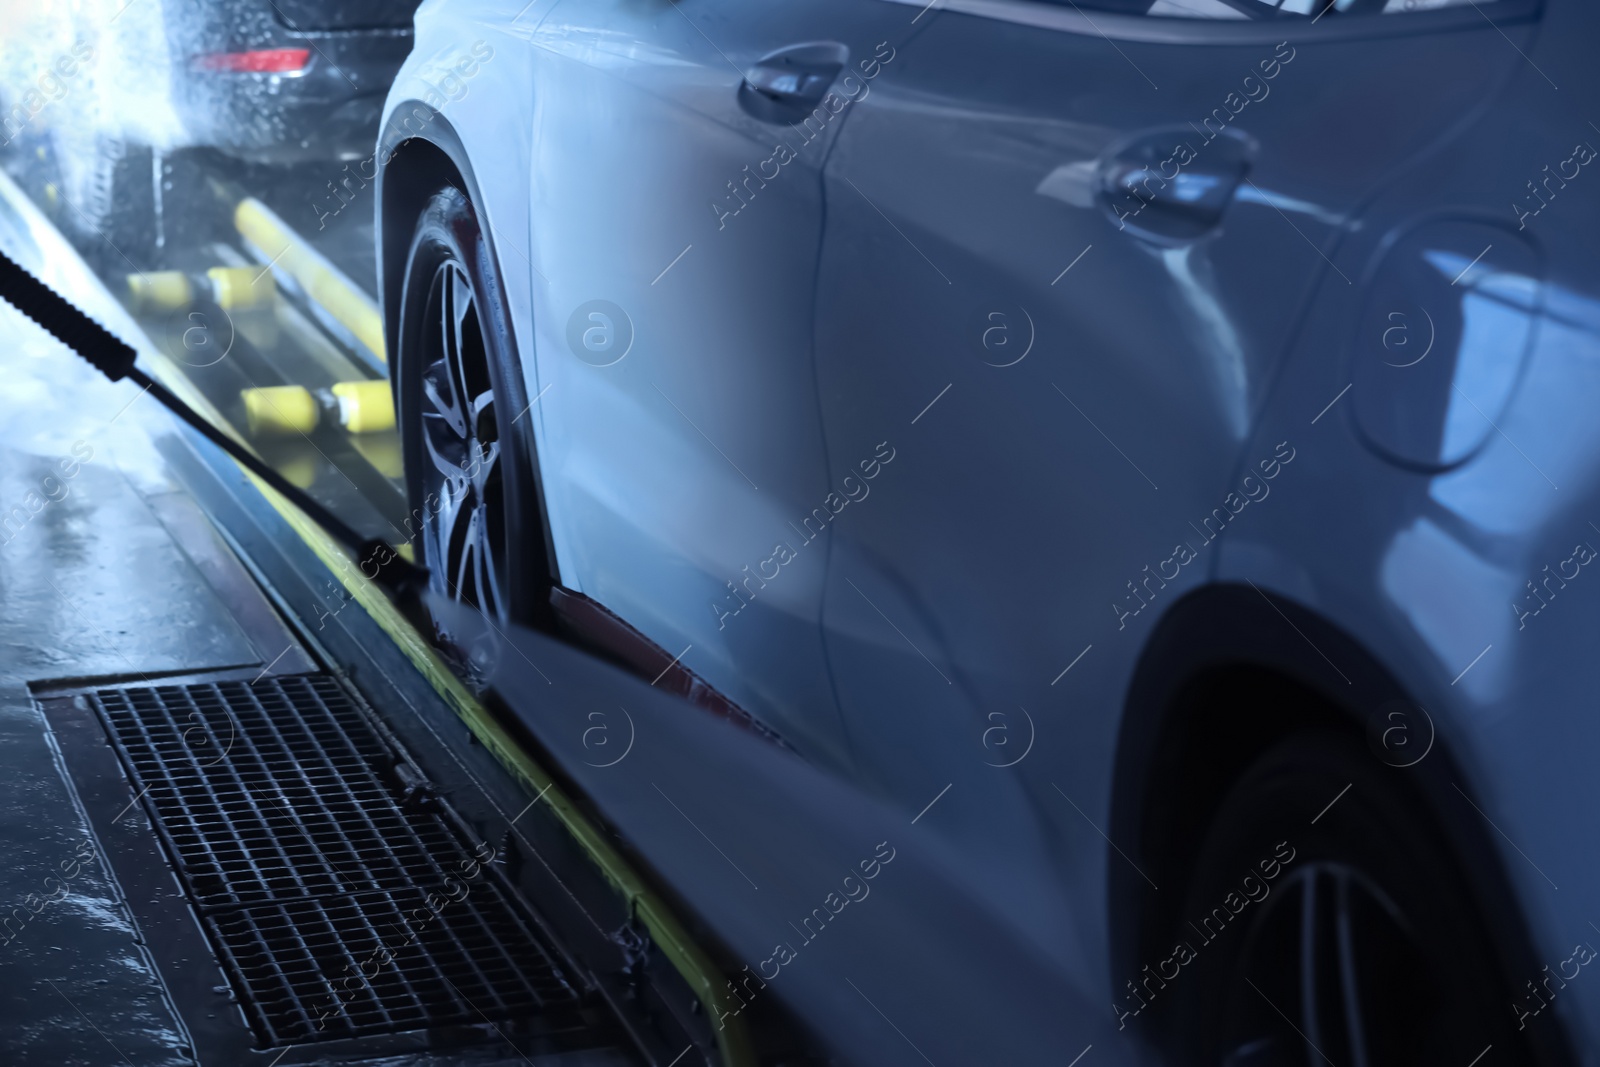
1109, 582, 1574, 1063
375, 104, 560, 624
375, 103, 478, 373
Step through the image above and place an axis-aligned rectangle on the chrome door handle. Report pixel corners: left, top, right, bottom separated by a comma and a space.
1099, 129, 1254, 243
738, 42, 848, 124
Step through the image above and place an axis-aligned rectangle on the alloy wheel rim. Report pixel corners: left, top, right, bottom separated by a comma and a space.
417, 259, 509, 623
1217, 862, 1427, 1067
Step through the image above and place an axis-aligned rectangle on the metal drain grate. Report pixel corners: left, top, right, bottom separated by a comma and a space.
87, 675, 584, 1047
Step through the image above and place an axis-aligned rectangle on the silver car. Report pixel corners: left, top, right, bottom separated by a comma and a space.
375, 0, 1591, 1061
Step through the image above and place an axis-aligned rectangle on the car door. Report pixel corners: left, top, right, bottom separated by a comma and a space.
810, 0, 1539, 967
523, 0, 920, 765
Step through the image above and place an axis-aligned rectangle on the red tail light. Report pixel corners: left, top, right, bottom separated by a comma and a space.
191, 48, 311, 73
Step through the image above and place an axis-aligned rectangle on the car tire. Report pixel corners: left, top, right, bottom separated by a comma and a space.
1160, 730, 1545, 1066
393, 185, 549, 631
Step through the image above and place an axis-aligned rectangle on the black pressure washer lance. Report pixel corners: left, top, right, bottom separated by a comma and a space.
0, 247, 427, 601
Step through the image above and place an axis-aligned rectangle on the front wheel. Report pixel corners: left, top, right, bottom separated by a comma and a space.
393, 186, 550, 630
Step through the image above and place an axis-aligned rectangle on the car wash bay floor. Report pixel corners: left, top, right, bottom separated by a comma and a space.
0, 243, 634, 1066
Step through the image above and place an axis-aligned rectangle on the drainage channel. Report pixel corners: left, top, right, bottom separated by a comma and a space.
37, 672, 611, 1063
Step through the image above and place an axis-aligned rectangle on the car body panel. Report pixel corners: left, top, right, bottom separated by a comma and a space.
807, 0, 1533, 987
497, 0, 928, 764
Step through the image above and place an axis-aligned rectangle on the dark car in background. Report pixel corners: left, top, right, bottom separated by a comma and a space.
0, 0, 419, 263
166, 0, 417, 164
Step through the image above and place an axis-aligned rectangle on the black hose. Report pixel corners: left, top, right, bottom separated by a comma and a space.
0, 246, 426, 597
0, 246, 136, 381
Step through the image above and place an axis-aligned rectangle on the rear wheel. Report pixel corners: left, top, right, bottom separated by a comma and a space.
1164, 731, 1545, 1066
394, 186, 549, 630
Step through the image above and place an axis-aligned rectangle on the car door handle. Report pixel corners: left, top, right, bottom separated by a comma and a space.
1099, 129, 1254, 243
744, 66, 831, 101
738, 42, 848, 124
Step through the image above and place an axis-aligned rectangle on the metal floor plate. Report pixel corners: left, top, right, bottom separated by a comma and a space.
85, 675, 585, 1048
